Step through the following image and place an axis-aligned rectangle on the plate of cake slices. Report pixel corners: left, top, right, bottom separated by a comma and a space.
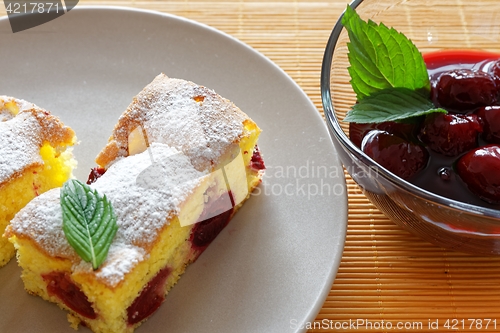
0, 6, 347, 333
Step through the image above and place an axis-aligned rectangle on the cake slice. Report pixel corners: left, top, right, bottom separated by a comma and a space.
5, 75, 265, 333
0, 96, 76, 267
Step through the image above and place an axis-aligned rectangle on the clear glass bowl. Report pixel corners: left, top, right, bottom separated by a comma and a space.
321, 0, 500, 255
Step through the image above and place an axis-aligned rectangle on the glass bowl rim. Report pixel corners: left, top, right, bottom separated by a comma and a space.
320, 0, 500, 220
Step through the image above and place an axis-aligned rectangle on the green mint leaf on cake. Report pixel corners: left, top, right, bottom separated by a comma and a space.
343, 88, 447, 123
60, 179, 118, 270
342, 5, 430, 99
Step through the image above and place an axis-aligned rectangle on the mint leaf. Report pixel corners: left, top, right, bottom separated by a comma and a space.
341, 5, 430, 100
60, 179, 118, 270
344, 88, 447, 123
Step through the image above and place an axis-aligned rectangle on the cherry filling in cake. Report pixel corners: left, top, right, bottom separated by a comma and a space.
250, 145, 266, 171
86, 167, 106, 185
190, 191, 234, 251
127, 267, 172, 325
349, 50, 500, 208
42, 272, 97, 319
42, 263, 174, 325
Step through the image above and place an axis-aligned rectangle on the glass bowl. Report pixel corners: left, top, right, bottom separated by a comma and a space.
321, 0, 500, 255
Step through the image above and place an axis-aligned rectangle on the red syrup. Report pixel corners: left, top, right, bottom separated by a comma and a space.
350, 49, 500, 209
42, 272, 97, 319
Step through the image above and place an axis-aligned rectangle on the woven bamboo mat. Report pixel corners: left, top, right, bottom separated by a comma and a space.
2, 1, 500, 332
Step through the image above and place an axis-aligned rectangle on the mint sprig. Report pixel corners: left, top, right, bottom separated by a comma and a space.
60, 179, 118, 270
341, 5, 446, 123
343, 88, 447, 123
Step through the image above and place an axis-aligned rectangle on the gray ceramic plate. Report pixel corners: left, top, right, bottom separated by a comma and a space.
0, 7, 347, 333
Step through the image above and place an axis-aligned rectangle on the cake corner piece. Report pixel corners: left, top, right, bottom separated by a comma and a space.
0, 96, 76, 267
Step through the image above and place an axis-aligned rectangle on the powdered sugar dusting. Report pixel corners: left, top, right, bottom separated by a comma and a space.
92, 143, 207, 246
0, 109, 14, 122
0, 112, 44, 184
103, 75, 247, 172
12, 188, 75, 258
0, 95, 34, 122
10, 143, 207, 286
0, 96, 74, 185
74, 244, 146, 286
142, 78, 244, 171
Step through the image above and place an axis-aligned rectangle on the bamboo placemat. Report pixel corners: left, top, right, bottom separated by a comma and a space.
2, 1, 500, 332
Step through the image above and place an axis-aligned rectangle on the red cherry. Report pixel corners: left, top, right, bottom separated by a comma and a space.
476, 106, 500, 144
419, 113, 482, 156
456, 145, 500, 204
349, 120, 421, 148
488, 59, 500, 86
349, 122, 375, 147
361, 130, 429, 180
434, 69, 497, 112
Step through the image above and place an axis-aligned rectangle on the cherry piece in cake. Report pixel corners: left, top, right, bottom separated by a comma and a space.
419, 113, 482, 156
456, 145, 500, 204
250, 145, 266, 171
361, 130, 429, 180
190, 192, 234, 251
42, 272, 96, 319
86, 167, 106, 185
127, 267, 171, 325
